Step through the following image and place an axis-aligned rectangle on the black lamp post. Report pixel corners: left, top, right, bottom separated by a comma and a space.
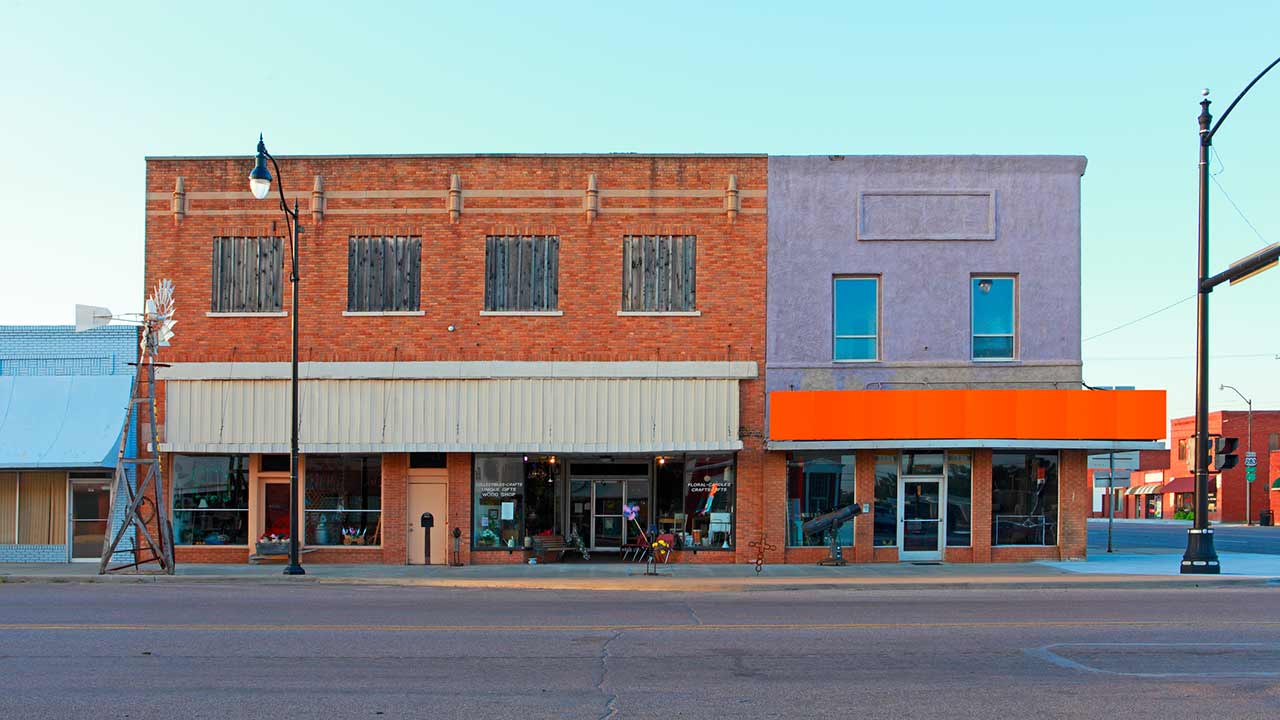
1183, 57, 1280, 574
250, 134, 305, 576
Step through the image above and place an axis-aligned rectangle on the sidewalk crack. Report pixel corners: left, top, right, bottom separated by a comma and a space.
594, 630, 622, 720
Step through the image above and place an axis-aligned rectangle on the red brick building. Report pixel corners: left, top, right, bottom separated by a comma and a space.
1166, 410, 1280, 524
146, 153, 766, 565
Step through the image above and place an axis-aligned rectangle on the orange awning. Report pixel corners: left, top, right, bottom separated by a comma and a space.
769, 389, 1165, 443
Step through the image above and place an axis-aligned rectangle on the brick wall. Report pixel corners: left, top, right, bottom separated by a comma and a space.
0, 325, 137, 376
145, 154, 767, 565
1169, 411, 1279, 523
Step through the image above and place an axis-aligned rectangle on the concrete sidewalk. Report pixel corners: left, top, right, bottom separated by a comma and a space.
3, 554, 1276, 592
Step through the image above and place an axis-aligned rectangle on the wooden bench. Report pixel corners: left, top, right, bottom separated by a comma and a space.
531, 534, 590, 562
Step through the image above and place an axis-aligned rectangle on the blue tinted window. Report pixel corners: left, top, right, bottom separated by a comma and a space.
834, 277, 878, 361
972, 277, 1015, 360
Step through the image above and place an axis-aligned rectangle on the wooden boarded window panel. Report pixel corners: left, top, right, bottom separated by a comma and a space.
621, 235, 696, 312
484, 235, 559, 311
347, 236, 422, 312
0, 473, 15, 543
210, 236, 283, 313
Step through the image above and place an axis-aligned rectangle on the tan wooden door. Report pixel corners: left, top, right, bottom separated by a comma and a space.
407, 482, 447, 565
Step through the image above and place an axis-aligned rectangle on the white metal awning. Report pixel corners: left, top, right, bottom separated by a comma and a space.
158, 361, 754, 454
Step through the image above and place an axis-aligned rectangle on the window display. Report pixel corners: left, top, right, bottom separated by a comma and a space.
304, 455, 381, 546
991, 451, 1059, 545
473, 456, 525, 548
786, 453, 856, 547
684, 455, 734, 550
172, 455, 249, 545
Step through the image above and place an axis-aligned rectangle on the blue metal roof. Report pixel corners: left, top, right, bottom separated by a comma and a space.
0, 375, 133, 468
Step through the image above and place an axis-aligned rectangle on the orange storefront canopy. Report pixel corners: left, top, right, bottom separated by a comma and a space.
769, 389, 1165, 442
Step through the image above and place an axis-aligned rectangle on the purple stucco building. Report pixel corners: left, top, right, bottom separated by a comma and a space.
766, 155, 1087, 393
762, 155, 1165, 565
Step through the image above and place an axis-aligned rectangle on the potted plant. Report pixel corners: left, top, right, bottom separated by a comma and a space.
256, 534, 289, 556
341, 526, 367, 545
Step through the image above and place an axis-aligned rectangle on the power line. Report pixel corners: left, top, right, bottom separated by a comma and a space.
1082, 294, 1195, 342
1209, 147, 1271, 247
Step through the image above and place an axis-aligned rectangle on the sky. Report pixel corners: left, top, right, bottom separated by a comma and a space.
0, 1, 1277, 427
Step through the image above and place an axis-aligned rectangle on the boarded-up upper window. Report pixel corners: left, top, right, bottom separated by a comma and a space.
348, 235, 422, 312
211, 236, 283, 313
484, 235, 559, 312
622, 235, 696, 312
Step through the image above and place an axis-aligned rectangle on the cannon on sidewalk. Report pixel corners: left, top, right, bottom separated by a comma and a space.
801, 503, 865, 566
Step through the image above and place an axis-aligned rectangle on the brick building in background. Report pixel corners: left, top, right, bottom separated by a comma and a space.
146, 154, 766, 565
1163, 410, 1280, 524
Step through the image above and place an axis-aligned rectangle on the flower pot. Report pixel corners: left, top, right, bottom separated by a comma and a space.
256, 541, 289, 556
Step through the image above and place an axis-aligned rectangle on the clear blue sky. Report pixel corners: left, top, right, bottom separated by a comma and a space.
1, 1, 1277, 426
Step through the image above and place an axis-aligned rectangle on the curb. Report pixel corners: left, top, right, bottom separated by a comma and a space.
3, 573, 1276, 593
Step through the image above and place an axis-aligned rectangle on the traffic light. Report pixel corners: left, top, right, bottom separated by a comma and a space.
1213, 436, 1239, 471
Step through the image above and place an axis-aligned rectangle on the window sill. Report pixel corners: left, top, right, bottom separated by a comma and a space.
786, 544, 854, 550
617, 310, 702, 317
480, 310, 564, 317
306, 545, 384, 550
972, 358, 1019, 363
206, 311, 287, 318
832, 358, 881, 364
176, 544, 249, 548
342, 311, 425, 317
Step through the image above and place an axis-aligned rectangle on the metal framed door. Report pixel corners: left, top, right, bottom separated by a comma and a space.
70, 479, 111, 561
591, 480, 625, 551
898, 478, 944, 561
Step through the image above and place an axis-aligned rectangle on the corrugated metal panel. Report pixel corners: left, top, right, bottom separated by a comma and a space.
161, 377, 742, 454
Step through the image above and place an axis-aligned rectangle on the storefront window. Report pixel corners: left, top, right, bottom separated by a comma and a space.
684, 455, 734, 549
946, 452, 972, 547
992, 452, 1059, 545
655, 458, 685, 539
874, 454, 898, 546
786, 453, 856, 547
523, 459, 561, 539
473, 456, 525, 549
172, 455, 249, 545
305, 455, 381, 546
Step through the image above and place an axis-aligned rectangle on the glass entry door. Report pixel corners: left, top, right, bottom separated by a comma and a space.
898, 479, 943, 561
576, 477, 649, 553
70, 479, 111, 561
592, 480, 625, 550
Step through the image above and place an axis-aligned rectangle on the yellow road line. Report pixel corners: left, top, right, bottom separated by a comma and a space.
2, 620, 1279, 633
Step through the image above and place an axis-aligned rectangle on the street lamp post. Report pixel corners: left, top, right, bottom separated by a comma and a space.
250, 134, 305, 576
1183, 56, 1280, 574
1220, 384, 1253, 525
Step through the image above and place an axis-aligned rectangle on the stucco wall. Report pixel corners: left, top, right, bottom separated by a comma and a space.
766, 155, 1086, 393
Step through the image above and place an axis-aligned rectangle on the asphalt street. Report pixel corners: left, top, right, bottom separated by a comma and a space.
1088, 520, 1280, 555
2, 582, 1277, 719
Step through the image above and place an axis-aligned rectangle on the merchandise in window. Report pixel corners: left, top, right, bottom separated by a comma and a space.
972, 276, 1016, 360
172, 455, 250, 546
684, 456, 735, 550
473, 456, 526, 549
786, 453, 856, 547
991, 452, 1059, 545
304, 455, 381, 546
